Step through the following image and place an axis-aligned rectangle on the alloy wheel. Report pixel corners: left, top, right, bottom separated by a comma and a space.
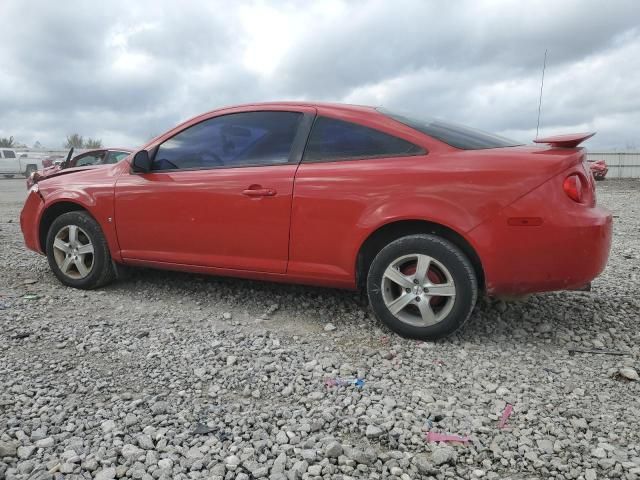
52, 225, 95, 279
381, 253, 456, 327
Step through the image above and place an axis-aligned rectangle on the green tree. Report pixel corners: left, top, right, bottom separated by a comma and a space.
0, 136, 16, 147
64, 133, 85, 148
33, 141, 43, 149
85, 138, 103, 149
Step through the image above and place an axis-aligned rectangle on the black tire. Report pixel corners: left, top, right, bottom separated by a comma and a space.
24, 165, 37, 178
46, 211, 115, 289
367, 234, 477, 340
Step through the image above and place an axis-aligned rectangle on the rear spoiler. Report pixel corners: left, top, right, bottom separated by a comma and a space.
533, 132, 595, 148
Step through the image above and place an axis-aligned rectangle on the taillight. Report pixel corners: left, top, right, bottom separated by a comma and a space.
563, 174, 584, 203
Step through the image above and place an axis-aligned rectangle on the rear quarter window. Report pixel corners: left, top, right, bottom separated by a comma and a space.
303, 116, 424, 162
2, 150, 16, 158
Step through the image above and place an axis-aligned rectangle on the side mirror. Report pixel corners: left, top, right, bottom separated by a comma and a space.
131, 150, 151, 173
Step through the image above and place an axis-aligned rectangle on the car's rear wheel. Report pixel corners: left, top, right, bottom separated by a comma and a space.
46, 211, 115, 289
367, 234, 477, 340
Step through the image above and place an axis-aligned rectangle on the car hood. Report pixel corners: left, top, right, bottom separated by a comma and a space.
36, 163, 125, 191
38, 164, 111, 182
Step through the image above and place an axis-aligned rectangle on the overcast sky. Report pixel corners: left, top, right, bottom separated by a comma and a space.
1, 0, 639, 150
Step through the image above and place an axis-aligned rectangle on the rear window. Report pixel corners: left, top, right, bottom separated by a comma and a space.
378, 108, 522, 150
2, 150, 16, 158
303, 116, 424, 162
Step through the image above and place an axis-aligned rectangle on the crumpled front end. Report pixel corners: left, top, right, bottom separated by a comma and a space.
20, 186, 46, 254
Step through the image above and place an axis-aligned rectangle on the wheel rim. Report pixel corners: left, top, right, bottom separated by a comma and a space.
52, 225, 95, 279
381, 253, 456, 327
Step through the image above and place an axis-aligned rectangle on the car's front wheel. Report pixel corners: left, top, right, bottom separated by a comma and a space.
46, 211, 115, 289
367, 234, 477, 340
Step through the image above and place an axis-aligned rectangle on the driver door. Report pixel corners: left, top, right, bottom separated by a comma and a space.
114, 108, 314, 273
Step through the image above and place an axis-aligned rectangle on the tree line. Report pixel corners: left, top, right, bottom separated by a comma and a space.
0, 134, 102, 149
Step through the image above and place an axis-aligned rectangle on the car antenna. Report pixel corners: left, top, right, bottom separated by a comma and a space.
535, 49, 547, 140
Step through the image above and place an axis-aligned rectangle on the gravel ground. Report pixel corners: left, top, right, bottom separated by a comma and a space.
1, 177, 639, 480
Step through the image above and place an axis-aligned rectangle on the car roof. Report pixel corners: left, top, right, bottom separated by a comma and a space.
209, 101, 376, 115
75, 148, 132, 155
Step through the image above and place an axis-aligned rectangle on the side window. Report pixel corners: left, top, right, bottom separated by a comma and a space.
2, 150, 16, 159
303, 116, 424, 162
74, 152, 105, 167
106, 151, 130, 164
152, 111, 302, 171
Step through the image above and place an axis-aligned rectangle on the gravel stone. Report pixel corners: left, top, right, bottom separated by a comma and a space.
537, 439, 554, 454
101, 419, 116, 433
276, 430, 288, 444
413, 454, 433, 474
95, 467, 117, 480
150, 401, 168, 415
431, 446, 457, 466
0, 441, 18, 458
224, 454, 240, 470
35, 437, 53, 448
122, 444, 144, 460
365, 424, 383, 438
619, 366, 639, 381
325, 441, 343, 458
345, 446, 377, 465
124, 413, 138, 426
16, 446, 35, 460
307, 464, 322, 476
136, 434, 154, 450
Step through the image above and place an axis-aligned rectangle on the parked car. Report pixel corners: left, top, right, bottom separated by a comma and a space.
27, 148, 132, 188
19, 102, 612, 339
0, 149, 43, 178
588, 159, 608, 180
41, 154, 66, 169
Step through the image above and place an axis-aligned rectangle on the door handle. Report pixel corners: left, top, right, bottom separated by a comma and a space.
242, 186, 277, 197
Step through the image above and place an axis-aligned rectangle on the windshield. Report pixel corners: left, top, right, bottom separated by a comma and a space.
378, 108, 523, 150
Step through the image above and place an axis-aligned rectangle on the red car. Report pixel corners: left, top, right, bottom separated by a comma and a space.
27, 148, 132, 189
588, 159, 608, 180
20, 102, 612, 339
41, 154, 65, 169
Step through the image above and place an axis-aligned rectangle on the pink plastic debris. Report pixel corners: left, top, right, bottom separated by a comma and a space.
425, 431, 470, 444
498, 403, 513, 429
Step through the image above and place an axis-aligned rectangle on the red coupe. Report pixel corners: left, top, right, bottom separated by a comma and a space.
20, 102, 612, 339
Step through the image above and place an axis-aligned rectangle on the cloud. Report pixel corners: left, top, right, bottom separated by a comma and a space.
0, 0, 639, 149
